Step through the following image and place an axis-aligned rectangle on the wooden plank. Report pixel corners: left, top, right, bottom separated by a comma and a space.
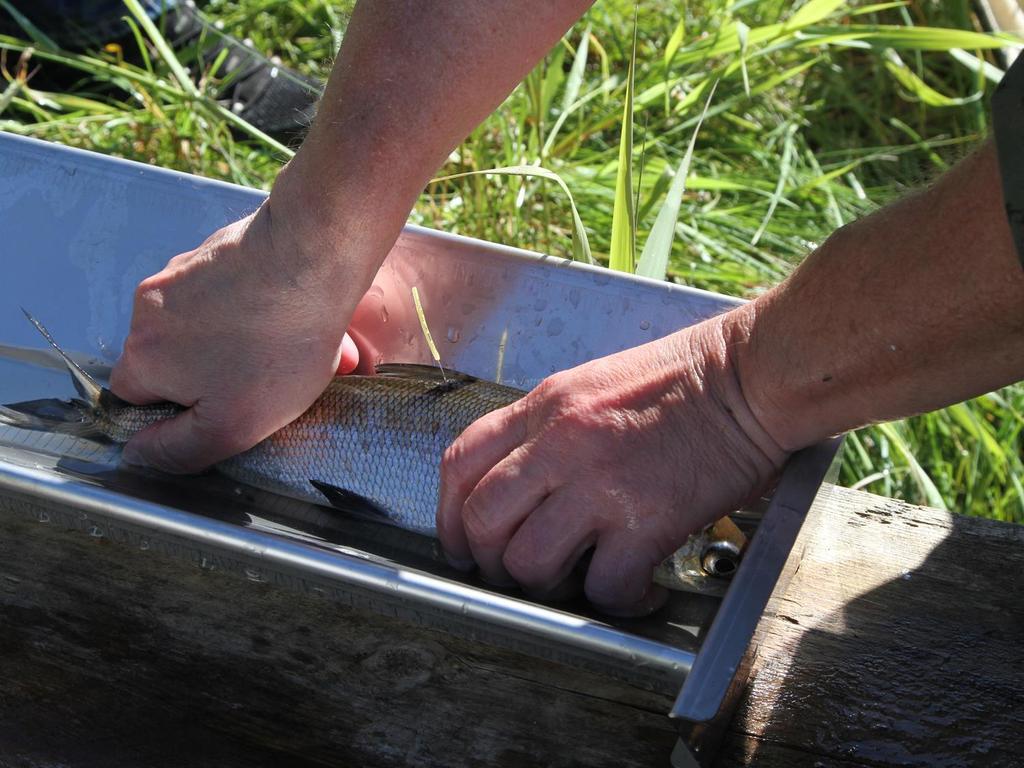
718, 485, 1024, 768
0, 505, 678, 768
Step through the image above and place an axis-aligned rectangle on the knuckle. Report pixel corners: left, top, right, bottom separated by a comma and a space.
461, 492, 503, 549
440, 438, 471, 484
134, 276, 163, 305
502, 548, 546, 589
585, 561, 647, 610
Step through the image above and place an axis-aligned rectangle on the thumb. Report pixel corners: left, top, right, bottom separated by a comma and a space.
336, 332, 360, 376
121, 407, 238, 474
110, 353, 166, 406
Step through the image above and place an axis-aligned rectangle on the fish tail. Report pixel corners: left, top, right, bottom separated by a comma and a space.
0, 399, 106, 439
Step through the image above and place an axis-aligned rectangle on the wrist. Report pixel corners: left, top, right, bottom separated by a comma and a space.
263, 154, 401, 303
728, 226, 862, 453
681, 313, 790, 477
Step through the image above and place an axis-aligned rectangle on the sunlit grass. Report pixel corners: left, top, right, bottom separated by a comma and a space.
0, 0, 1020, 521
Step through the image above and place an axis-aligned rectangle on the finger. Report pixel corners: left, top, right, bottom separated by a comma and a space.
459, 444, 553, 586
436, 401, 528, 565
109, 352, 168, 406
501, 487, 597, 598
335, 333, 360, 376
584, 533, 669, 617
121, 406, 249, 474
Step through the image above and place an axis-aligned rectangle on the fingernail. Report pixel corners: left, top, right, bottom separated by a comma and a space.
443, 551, 477, 572
336, 333, 360, 375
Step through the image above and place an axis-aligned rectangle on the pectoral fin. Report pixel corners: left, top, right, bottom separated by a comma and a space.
309, 479, 390, 521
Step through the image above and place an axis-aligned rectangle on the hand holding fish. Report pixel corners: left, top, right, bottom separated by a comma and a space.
109, 203, 361, 472
436, 315, 787, 616
109, 1, 593, 473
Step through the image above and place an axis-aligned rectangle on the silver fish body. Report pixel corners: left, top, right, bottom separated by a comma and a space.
92, 366, 524, 536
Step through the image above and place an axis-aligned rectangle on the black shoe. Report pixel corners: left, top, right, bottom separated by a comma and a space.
0, 0, 322, 140
160, 1, 322, 139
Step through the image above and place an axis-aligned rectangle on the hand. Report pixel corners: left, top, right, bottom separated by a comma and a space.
110, 197, 363, 473
436, 314, 788, 616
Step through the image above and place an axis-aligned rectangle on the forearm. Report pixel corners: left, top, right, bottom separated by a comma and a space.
270, 0, 592, 304
733, 140, 1024, 451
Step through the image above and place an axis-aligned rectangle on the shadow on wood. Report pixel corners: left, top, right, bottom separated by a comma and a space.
0, 500, 680, 768
717, 488, 1024, 768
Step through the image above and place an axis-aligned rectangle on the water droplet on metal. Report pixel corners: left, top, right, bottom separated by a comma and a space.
139, 538, 150, 551
546, 318, 565, 337
37, 511, 50, 523
446, 327, 460, 343
380, 305, 390, 323
89, 525, 103, 538
639, 319, 651, 331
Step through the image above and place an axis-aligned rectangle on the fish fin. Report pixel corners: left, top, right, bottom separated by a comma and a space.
374, 363, 480, 384
20, 309, 103, 407
309, 479, 390, 520
0, 399, 106, 439
0, 341, 112, 380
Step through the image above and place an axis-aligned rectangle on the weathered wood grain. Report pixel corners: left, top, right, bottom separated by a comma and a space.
3, 485, 1023, 767
0, 505, 678, 768
719, 485, 1024, 768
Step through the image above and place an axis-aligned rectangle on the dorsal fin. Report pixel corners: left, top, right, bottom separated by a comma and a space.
21, 309, 103, 407
374, 363, 480, 384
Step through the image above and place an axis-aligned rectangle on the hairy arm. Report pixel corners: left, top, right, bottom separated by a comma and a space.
736, 141, 1024, 448
111, 0, 593, 470
437, 141, 1024, 615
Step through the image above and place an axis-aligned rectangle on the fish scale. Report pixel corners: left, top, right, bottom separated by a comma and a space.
1, 322, 524, 538
215, 372, 524, 535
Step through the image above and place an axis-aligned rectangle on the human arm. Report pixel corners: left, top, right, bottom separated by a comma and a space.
437, 140, 1024, 615
110, 0, 594, 471
739, 142, 1024, 449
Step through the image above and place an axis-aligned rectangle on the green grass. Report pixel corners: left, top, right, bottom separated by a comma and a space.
1, 0, 1021, 521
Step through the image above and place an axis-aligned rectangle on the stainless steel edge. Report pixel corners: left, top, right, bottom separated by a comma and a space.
0, 457, 696, 690
669, 437, 844, 723
1, 131, 841, 719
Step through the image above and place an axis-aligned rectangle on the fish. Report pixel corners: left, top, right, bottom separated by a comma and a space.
0, 311, 523, 536
0, 311, 746, 586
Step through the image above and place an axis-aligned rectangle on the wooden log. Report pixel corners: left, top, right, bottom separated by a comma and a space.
3, 485, 1023, 767
0, 500, 678, 768
719, 485, 1024, 768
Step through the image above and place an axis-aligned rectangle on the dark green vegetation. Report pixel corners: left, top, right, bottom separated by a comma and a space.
1, 0, 1020, 520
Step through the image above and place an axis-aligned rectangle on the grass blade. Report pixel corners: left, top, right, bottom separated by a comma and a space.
122, 0, 198, 97
0, 1, 57, 49
877, 422, 947, 509
636, 82, 716, 280
432, 165, 593, 263
751, 123, 797, 245
561, 24, 591, 117
735, 21, 751, 97
609, 20, 637, 273
884, 50, 982, 107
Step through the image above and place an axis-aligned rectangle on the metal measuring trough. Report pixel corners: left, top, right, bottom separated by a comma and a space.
0, 132, 841, 766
